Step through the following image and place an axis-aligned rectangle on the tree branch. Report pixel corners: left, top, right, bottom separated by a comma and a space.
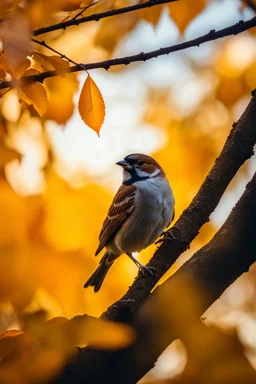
103, 89, 256, 323
53, 129, 256, 384
132, 169, 256, 382
0, 17, 255, 90
32, 0, 178, 36
50, 91, 256, 384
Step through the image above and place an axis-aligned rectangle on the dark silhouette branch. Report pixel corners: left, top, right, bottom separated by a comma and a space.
0, 17, 255, 90
52, 125, 256, 384
50, 91, 256, 384
104, 89, 256, 323
32, 0, 178, 36
128, 170, 256, 383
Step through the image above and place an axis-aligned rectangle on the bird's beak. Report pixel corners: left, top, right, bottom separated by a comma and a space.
116, 159, 132, 170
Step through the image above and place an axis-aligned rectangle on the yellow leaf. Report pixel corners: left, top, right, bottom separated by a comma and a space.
139, 3, 164, 26
78, 74, 105, 135
2, 10, 32, 77
33, 52, 70, 74
94, 14, 138, 53
60, 0, 84, 11
26, 314, 134, 351
45, 73, 79, 124
23, 68, 40, 77
169, 0, 206, 34
18, 82, 48, 116
73, 316, 134, 350
47, 56, 70, 73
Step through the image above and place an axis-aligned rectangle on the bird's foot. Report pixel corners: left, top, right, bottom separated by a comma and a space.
126, 252, 156, 276
139, 265, 156, 276
155, 229, 176, 245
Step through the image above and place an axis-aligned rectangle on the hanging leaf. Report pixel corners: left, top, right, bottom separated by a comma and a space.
78, 74, 105, 135
169, 0, 206, 34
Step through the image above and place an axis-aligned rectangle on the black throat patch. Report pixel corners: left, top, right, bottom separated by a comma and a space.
123, 167, 150, 186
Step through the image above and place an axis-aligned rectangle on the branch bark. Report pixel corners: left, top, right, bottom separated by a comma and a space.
50, 92, 256, 383
52, 127, 256, 384
132, 169, 256, 382
32, 0, 178, 36
104, 89, 256, 323
1, 17, 255, 89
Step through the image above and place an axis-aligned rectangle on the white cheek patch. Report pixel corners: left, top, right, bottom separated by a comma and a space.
123, 170, 132, 181
136, 168, 160, 178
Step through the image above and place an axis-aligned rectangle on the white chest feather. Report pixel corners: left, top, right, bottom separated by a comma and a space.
134, 176, 174, 223
113, 176, 174, 254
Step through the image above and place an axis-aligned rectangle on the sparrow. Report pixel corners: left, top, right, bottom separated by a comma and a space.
84, 153, 175, 292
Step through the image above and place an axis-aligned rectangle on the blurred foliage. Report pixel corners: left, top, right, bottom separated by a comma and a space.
0, 0, 255, 382
143, 278, 256, 384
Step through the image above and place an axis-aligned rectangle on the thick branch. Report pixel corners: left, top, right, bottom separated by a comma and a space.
132, 170, 256, 382
104, 89, 256, 323
50, 91, 256, 384
0, 17, 255, 89
32, 0, 178, 36
53, 144, 256, 384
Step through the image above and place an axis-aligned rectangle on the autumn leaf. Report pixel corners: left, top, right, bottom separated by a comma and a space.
169, 0, 206, 34
60, 0, 84, 12
1, 10, 32, 77
78, 74, 105, 135
33, 52, 70, 74
45, 73, 79, 125
18, 71, 48, 117
24, 313, 134, 350
139, 2, 164, 27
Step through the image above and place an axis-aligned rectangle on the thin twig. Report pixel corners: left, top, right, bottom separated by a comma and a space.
72, 0, 103, 20
32, 0, 178, 36
32, 38, 87, 71
244, 0, 256, 12
1, 17, 255, 89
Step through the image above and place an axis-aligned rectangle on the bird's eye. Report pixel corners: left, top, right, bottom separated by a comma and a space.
137, 160, 144, 166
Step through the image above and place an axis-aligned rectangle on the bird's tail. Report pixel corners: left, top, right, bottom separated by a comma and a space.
84, 252, 113, 292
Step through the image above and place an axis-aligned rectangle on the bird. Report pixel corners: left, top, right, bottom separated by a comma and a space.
84, 153, 175, 292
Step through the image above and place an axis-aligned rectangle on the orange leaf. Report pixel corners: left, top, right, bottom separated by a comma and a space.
33, 52, 70, 74
169, 0, 206, 34
0, 330, 24, 340
60, 0, 84, 11
2, 10, 32, 77
78, 74, 105, 135
18, 82, 48, 116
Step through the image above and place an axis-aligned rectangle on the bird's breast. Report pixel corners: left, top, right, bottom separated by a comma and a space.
115, 176, 174, 253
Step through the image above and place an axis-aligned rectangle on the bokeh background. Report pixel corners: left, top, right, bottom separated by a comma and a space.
0, 0, 256, 382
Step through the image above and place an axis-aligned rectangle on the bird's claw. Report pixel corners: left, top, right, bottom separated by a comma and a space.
139, 265, 156, 276
155, 230, 175, 245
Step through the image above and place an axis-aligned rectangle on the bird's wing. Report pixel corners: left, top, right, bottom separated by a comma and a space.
95, 184, 136, 255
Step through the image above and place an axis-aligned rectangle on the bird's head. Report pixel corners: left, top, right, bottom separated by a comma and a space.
116, 153, 165, 185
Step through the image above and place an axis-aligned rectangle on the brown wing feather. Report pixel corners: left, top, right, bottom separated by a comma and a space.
95, 185, 136, 255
